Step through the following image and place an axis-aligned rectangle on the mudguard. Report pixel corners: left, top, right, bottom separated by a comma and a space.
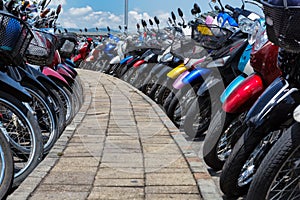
9, 66, 49, 96
222, 73, 265, 113
120, 55, 133, 64
220, 74, 247, 103
245, 77, 300, 134
167, 64, 187, 79
197, 74, 223, 97
182, 67, 211, 85
42, 67, 70, 89
62, 62, 78, 77
173, 71, 191, 90
56, 65, 74, 84
0, 71, 32, 102
59, 63, 76, 78
110, 55, 121, 65
65, 59, 77, 68
26, 65, 62, 92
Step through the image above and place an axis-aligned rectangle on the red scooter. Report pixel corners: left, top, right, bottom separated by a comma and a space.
202, 21, 282, 171
72, 37, 93, 67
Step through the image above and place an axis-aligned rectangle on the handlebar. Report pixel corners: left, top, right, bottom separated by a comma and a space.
225, 4, 234, 12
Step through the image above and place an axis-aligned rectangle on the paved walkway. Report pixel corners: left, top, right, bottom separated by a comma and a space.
8, 69, 222, 200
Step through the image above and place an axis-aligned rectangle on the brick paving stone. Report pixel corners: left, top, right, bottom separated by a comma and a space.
145, 186, 199, 194
88, 187, 144, 200
94, 178, 144, 187
42, 171, 96, 185
29, 191, 89, 200
95, 167, 144, 179
145, 194, 201, 200
146, 173, 197, 186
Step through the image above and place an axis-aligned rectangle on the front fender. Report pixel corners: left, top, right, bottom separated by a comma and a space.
220, 74, 246, 103
120, 55, 133, 64
110, 56, 121, 65
246, 77, 300, 133
182, 67, 212, 85
197, 74, 223, 96
167, 64, 187, 79
0, 71, 32, 102
42, 67, 70, 87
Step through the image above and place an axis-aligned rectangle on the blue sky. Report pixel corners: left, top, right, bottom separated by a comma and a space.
49, 0, 263, 31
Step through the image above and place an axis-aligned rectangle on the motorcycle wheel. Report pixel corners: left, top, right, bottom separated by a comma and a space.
0, 91, 43, 187
246, 123, 300, 200
0, 129, 14, 199
23, 84, 59, 155
167, 84, 200, 128
183, 94, 211, 139
220, 128, 282, 197
203, 111, 244, 171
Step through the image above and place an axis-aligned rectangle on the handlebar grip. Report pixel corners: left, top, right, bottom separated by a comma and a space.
225, 4, 234, 12
40, 8, 50, 18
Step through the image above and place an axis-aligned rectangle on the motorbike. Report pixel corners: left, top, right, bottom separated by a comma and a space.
202, 18, 281, 171
219, 0, 300, 197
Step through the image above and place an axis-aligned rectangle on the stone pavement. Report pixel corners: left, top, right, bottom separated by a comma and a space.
8, 69, 222, 200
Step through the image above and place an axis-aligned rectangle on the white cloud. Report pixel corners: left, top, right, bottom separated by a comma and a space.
57, 6, 173, 32
69, 6, 93, 16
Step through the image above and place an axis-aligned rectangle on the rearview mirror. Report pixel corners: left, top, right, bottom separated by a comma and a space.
171, 11, 176, 21
136, 23, 140, 29
118, 25, 122, 30
149, 19, 153, 26
154, 16, 159, 25
178, 8, 183, 17
40, 0, 47, 10
193, 3, 201, 14
56, 4, 62, 15
107, 26, 110, 32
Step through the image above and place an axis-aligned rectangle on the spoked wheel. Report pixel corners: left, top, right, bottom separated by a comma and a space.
246, 123, 300, 200
238, 131, 282, 188
0, 91, 43, 187
183, 95, 211, 139
167, 84, 201, 128
220, 128, 283, 197
54, 82, 74, 126
0, 129, 14, 199
25, 87, 58, 155
203, 112, 245, 171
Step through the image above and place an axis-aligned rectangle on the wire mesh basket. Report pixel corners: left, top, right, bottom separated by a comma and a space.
191, 23, 233, 50
56, 33, 78, 58
262, 1, 300, 53
26, 29, 58, 66
0, 11, 33, 66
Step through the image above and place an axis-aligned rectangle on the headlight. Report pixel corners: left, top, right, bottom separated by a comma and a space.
238, 16, 256, 34
160, 53, 173, 62
252, 20, 269, 51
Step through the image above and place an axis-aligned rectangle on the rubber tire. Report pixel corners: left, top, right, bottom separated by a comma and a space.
203, 111, 242, 171
246, 123, 300, 200
220, 127, 267, 197
22, 84, 59, 155
183, 95, 211, 139
167, 84, 200, 125
0, 91, 43, 187
0, 130, 14, 199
